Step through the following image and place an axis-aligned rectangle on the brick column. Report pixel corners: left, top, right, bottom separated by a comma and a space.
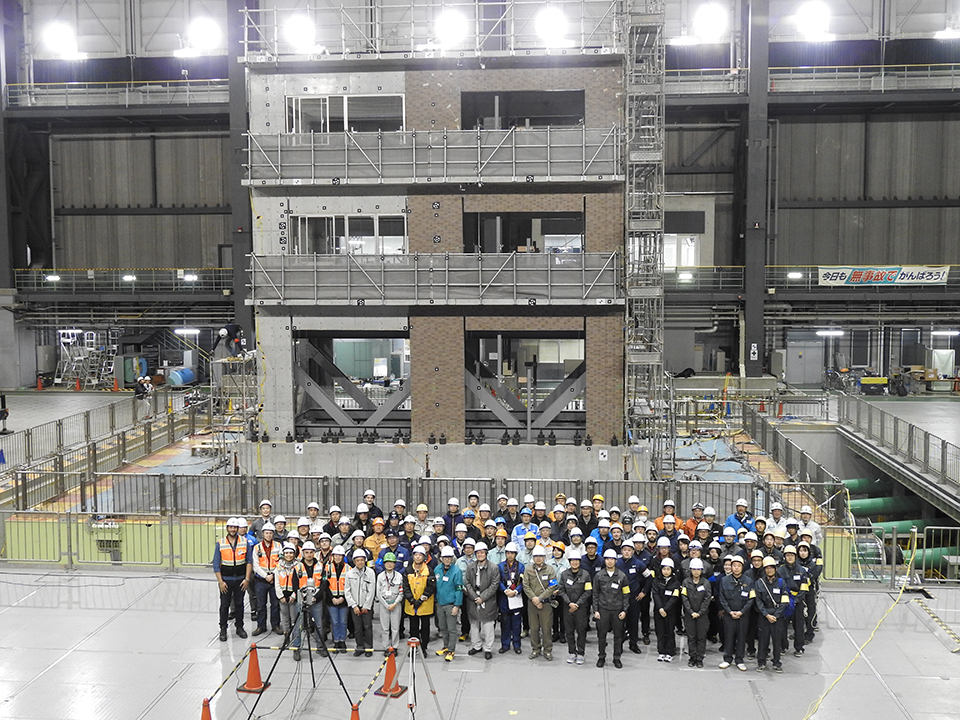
407, 195, 463, 252
586, 313, 623, 443
410, 315, 465, 442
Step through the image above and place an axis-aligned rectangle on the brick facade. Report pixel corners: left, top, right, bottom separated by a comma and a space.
410, 314, 465, 442
407, 195, 464, 253
465, 316, 584, 332
405, 65, 623, 131
585, 313, 624, 443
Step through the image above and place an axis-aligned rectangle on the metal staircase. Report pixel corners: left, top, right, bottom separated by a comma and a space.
624, 0, 671, 477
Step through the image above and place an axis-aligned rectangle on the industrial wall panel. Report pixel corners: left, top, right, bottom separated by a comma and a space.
778, 120, 865, 201
57, 214, 228, 268
866, 116, 960, 200
665, 127, 736, 172
135, 0, 228, 55
54, 138, 155, 207
28, 0, 128, 57
154, 136, 230, 206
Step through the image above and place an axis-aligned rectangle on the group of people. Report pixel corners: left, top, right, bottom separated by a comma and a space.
212, 490, 825, 672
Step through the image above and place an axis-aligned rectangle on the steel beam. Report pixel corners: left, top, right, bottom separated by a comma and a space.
532, 373, 587, 429
534, 361, 585, 413
300, 341, 377, 411
742, 0, 770, 378
466, 350, 527, 412
296, 367, 357, 427
54, 206, 232, 216
464, 369, 523, 428
362, 384, 411, 427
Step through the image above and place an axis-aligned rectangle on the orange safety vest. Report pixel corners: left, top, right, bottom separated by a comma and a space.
302, 559, 322, 588
257, 540, 280, 572
326, 560, 347, 596
219, 536, 248, 567
276, 562, 305, 594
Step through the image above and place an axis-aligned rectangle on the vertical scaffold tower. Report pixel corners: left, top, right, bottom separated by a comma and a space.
624, 0, 671, 477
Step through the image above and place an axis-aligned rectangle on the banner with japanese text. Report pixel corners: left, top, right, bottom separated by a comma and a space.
817, 266, 950, 286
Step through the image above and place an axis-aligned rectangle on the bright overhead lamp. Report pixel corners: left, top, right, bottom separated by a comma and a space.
935, 28, 960, 39
435, 9, 469, 49
122, 274, 137, 282
183, 273, 199, 282
284, 14, 317, 53
45, 274, 61, 282
795, 1, 834, 41
787, 271, 804, 279
692, 3, 729, 43
931, 329, 960, 336
174, 328, 201, 336
187, 17, 222, 51
815, 329, 844, 337
536, 7, 570, 48
42, 22, 85, 60
678, 272, 694, 281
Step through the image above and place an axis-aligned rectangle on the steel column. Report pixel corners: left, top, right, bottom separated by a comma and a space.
229, 0, 254, 333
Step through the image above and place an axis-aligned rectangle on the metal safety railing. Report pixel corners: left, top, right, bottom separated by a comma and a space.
248, 252, 622, 306
662, 265, 960, 292
821, 524, 892, 583
240, 0, 625, 59
244, 126, 623, 186
920, 526, 960, 583
4, 79, 229, 108
839, 395, 960, 489
15, 267, 234, 294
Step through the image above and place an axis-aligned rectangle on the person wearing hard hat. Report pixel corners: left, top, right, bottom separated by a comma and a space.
364, 517, 388, 554
767, 502, 788, 533
299, 541, 328, 657
798, 505, 823, 545
777, 545, 810, 657
435, 546, 464, 662
702, 506, 724, 538
681, 557, 712, 668
332, 517, 354, 548
273, 515, 290, 542
717, 555, 755, 671
784, 517, 802, 547
523, 545, 558, 660
413, 504, 432, 537
654, 499, 678, 532
322, 505, 343, 536
462, 510, 482, 542
345, 548, 377, 657
463, 541, 499, 659
651, 557, 681, 662
292, 517, 311, 546
403, 546, 437, 655
797, 538, 822, 641
725, 498, 756, 534
483, 519, 498, 547
496, 494, 510, 516
352, 503, 373, 536
456, 539, 477, 641
377, 551, 404, 652
578, 499, 598, 535
324, 546, 350, 652
442, 497, 464, 538
580, 536, 604, 577
249, 499, 274, 540
376, 531, 410, 573
744, 550, 765, 660
214, 518, 252, 642
276, 543, 306, 660
465, 489, 482, 517
753, 516, 768, 538
212, 323, 244, 356
362, 489, 383, 520
511, 507, 539, 546
617, 537, 648, 655
620, 496, 643, 529
559, 548, 592, 664
397, 515, 418, 549
760, 529, 783, 562
306, 501, 321, 524
251, 522, 282, 636
488, 528, 509, 566
754, 555, 789, 673
502, 498, 521, 533
565, 524, 585, 555
684, 502, 707, 540
497, 542, 525, 654
478, 503, 493, 527
592, 548, 629, 668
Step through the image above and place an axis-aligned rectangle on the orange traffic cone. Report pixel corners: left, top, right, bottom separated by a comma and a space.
374, 647, 407, 697
37, 377, 43, 391
199, 698, 212, 720
112, 377, 120, 392
75, 378, 81, 391
350, 704, 361, 720
238, 644, 270, 693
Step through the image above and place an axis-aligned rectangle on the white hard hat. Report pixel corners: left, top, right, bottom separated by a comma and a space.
656, 537, 671, 547
332, 545, 345, 555
218, 328, 228, 337
505, 542, 519, 553
646, 522, 658, 532
628, 495, 640, 505
440, 546, 455, 558
448, 497, 460, 506
729, 555, 745, 564
704, 506, 716, 516
434, 517, 445, 525
357, 503, 370, 513
468, 489, 480, 498
259, 499, 272, 507
723, 526, 736, 536
394, 499, 406, 507
353, 549, 367, 560
568, 549, 582, 560
307, 502, 320, 511
553, 505, 565, 513
534, 501, 546, 511
464, 537, 476, 546
689, 540, 703, 549
302, 541, 316, 551
602, 549, 618, 559
479, 503, 491, 512
274, 515, 287, 525
770, 502, 783, 511
566, 497, 577, 506
523, 494, 535, 504
745, 532, 758, 541
297, 517, 310, 527
484, 519, 496, 528
455, 523, 468, 533
364, 489, 376, 497
736, 498, 749, 507
801, 505, 813, 514
663, 499, 676, 507
663, 515, 676, 524
697, 521, 711, 530
282, 543, 297, 553
598, 519, 611, 528
539, 520, 552, 529
225, 517, 239, 527
329, 505, 342, 513
630, 534, 645, 544
350, 529, 365, 540
580, 499, 592, 507
598, 510, 610, 519
532, 546, 546, 557
262, 522, 276, 532
507, 497, 519, 506
404, 515, 416, 523
570, 527, 583, 536
475, 542, 488, 552
237, 517, 248, 527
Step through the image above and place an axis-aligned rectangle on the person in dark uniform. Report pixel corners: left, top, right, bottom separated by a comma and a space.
212, 323, 244, 356
213, 518, 251, 641
592, 549, 630, 668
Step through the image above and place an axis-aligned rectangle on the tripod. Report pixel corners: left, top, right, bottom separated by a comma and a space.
373, 638, 445, 720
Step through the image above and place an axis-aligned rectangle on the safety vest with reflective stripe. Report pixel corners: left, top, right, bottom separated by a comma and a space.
276, 561, 305, 595
326, 559, 347, 597
256, 541, 280, 572
302, 560, 322, 589
219, 536, 248, 567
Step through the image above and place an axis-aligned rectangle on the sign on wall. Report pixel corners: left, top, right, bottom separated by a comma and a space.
818, 266, 950, 286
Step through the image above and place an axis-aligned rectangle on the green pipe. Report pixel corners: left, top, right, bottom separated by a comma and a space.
848, 496, 922, 515
913, 546, 960, 565
871, 519, 939, 535
843, 477, 892, 494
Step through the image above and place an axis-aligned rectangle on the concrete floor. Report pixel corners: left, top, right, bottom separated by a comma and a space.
861, 396, 960, 448
1, 570, 958, 720
0, 390, 126, 433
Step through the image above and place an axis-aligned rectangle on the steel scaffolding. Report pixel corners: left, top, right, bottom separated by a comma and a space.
624, 1, 670, 477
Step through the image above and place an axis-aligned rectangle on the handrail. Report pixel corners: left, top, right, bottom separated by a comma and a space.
14, 268, 234, 294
